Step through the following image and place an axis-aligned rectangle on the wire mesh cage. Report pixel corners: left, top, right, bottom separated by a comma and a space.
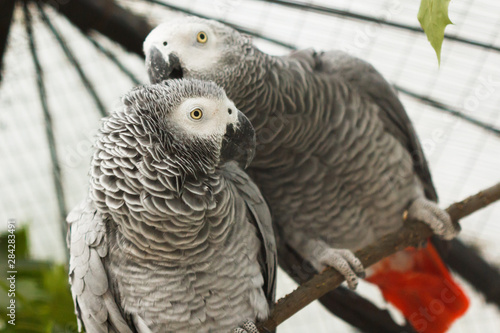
1, 0, 499, 332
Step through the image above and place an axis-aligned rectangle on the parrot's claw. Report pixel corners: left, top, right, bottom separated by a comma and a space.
317, 248, 365, 289
232, 320, 260, 333
408, 198, 459, 240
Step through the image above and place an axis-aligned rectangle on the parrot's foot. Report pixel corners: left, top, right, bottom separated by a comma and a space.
407, 198, 459, 240
287, 237, 365, 290
232, 320, 259, 333
316, 248, 365, 289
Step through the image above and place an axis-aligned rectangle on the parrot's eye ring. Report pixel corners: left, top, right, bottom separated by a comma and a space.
190, 108, 203, 120
197, 31, 208, 43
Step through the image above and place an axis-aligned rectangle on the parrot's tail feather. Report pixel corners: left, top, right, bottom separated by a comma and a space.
366, 243, 469, 333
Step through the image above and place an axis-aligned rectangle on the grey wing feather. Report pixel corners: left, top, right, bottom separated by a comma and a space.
67, 199, 134, 333
223, 162, 277, 306
292, 50, 437, 201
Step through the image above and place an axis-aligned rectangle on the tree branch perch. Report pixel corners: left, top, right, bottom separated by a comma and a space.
257, 182, 500, 332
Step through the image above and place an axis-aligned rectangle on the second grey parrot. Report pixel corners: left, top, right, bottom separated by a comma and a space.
67, 79, 276, 333
144, 17, 459, 286
143, 18, 472, 331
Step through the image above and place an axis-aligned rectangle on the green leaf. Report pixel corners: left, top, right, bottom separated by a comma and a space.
418, 0, 453, 64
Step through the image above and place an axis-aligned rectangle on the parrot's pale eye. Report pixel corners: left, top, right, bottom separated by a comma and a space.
190, 108, 203, 120
197, 31, 208, 43
228, 108, 232, 115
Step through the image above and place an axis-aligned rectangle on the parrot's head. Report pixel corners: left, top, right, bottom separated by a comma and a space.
121, 79, 255, 175
143, 17, 251, 84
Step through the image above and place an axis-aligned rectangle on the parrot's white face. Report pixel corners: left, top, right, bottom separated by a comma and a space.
171, 96, 239, 139
122, 79, 256, 169
167, 92, 255, 168
144, 19, 225, 77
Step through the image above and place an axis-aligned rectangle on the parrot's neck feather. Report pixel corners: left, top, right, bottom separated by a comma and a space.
220, 46, 348, 169
89, 112, 236, 263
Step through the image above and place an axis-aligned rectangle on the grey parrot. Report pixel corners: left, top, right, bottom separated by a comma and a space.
67, 79, 276, 333
143, 18, 473, 330
144, 16, 459, 283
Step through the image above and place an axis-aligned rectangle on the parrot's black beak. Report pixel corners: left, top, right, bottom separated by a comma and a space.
220, 111, 256, 169
147, 46, 183, 84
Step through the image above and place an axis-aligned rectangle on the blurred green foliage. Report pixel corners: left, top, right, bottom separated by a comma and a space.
0, 227, 79, 333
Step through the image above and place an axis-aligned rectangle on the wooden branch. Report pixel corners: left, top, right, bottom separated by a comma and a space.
276, 237, 417, 332
40, 0, 152, 56
0, 0, 15, 83
258, 182, 500, 332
